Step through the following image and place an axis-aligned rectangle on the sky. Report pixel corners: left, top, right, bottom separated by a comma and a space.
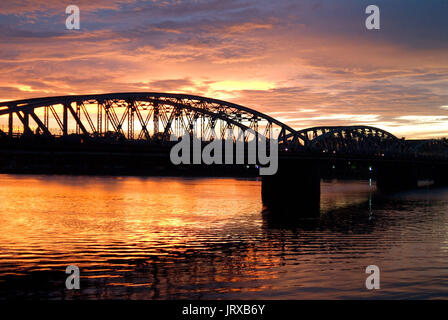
0, 0, 448, 138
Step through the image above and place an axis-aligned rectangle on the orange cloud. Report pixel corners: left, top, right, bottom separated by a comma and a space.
0, 0, 447, 139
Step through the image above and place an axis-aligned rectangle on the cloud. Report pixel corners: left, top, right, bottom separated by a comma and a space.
146, 78, 196, 92
0, 0, 447, 138
396, 115, 448, 123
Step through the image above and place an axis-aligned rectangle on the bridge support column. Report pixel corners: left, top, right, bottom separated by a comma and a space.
262, 158, 320, 216
8, 112, 13, 137
375, 163, 418, 192
16, 111, 31, 135
434, 164, 448, 187
63, 104, 68, 137
153, 102, 159, 136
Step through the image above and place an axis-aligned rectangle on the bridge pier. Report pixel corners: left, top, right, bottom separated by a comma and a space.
375, 162, 418, 192
262, 158, 320, 216
434, 164, 448, 187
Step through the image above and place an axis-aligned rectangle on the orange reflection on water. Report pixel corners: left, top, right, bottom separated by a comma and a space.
2, 174, 447, 299
0, 175, 263, 272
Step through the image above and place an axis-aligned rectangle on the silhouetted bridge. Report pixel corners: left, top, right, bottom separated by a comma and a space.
1, 93, 447, 214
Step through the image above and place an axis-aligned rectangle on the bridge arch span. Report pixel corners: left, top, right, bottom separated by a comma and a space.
408, 139, 448, 159
0, 92, 415, 157
0, 92, 299, 143
292, 126, 406, 155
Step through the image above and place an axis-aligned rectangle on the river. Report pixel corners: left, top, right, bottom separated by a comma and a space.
0, 174, 447, 299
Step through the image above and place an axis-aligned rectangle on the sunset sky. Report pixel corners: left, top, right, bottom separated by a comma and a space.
1, 0, 448, 138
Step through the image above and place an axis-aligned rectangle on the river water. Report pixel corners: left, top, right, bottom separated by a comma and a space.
0, 174, 447, 299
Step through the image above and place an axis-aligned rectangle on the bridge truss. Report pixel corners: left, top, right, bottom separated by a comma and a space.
0, 93, 298, 145
0, 92, 446, 158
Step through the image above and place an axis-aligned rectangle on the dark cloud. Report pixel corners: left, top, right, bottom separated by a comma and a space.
147, 78, 196, 92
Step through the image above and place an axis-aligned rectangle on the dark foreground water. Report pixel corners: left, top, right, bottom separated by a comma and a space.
0, 174, 447, 299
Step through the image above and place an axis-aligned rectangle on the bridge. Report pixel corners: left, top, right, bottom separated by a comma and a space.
1, 93, 447, 214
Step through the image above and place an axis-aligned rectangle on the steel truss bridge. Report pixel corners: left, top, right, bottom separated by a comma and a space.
0, 92, 447, 159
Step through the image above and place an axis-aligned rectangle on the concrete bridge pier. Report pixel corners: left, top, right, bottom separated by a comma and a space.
434, 164, 448, 187
261, 158, 321, 216
375, 162, 418, 192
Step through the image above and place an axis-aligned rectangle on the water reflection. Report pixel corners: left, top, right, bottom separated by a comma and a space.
0, 175, 447, 299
